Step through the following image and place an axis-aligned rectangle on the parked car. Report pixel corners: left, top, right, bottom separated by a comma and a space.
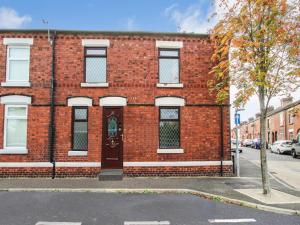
270, 140, 293, 154
242, 139, 253, 147
231, 139, 243, 153
251, 138, 261, 149
291, 134, 300, 158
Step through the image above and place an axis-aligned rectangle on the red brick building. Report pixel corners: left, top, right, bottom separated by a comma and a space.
0, 30, 232, 177
233, 98, 300, 145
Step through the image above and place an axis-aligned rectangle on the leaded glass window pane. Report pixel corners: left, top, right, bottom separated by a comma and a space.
85, 57, 106, 83
160, 108, 179, 120
72, 107, 88, 150
159, 107, 180, 149
159, 121, 179, 148
86, 49, 106, 55
159, 58, 179, 83
75, 108, 87, 120
160, 50, 179, 57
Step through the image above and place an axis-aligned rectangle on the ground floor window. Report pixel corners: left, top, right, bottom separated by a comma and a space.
72, 107, 88, 151
159, 107, 180, 148
4, 105, 28, 149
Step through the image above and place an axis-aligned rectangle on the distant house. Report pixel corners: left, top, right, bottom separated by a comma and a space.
234, 98, 300, 144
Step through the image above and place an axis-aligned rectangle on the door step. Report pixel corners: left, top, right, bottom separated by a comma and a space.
99, 169, 123, 181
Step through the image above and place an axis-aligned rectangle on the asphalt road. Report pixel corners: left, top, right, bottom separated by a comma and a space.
241, 147, 299, 162
241, 147, 300, 190
0, 192, 299, 225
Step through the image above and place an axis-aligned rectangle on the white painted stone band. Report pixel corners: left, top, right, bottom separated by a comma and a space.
124, 160, 233, 167
0, 162, 101, 168
0, 161, 232, 168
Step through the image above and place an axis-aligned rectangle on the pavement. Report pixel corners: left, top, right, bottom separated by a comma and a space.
240, 147, 300, 190
0, 147, 300, 216
0, 192, 299, 225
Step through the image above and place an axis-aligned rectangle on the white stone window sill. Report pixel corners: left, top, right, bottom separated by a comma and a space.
157, 83, 184, 88
1, 81, 31, 87
81, 82, 109, 87
157, 148, 184, 154
0, 148, 28, 154
68, 150, 88, 156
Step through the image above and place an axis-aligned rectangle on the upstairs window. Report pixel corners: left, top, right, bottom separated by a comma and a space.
72, 107, 88, 151
6, 46, 30, 82
159, 49, 179, 84
84, 47, 107, 83
159, 107, 180, 149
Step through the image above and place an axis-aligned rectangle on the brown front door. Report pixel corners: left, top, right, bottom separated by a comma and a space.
102, 107, 123, 169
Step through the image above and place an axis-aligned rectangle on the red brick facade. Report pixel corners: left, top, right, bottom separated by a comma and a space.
0, 30, 232, 177
234, 99, 300, 145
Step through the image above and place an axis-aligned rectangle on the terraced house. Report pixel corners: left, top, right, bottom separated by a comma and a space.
0, 30, 232, 177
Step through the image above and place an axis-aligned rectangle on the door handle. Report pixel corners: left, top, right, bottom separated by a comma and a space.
121, 134, 124, 142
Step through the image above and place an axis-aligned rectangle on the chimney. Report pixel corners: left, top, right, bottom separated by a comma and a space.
281, 97, 293, 107
248, 117, 254, 122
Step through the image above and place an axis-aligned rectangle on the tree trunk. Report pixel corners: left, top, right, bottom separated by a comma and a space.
259, 87, 271, 195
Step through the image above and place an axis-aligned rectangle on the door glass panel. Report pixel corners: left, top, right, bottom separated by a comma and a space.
108, 116, 118, 137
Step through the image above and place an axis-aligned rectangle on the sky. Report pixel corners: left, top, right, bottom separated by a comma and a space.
0, 0, 299, 126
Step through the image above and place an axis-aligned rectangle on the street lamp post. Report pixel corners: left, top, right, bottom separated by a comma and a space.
234, 108, 244, 177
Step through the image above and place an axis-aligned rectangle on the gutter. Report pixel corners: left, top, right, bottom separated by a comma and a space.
0, 29, 209, 38
48, 31, 56, 179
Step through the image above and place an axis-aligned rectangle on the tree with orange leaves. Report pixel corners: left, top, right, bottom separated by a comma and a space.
210, 0, 300, 194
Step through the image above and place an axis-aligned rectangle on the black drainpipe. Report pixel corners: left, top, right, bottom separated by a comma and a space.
48, 31, 56, 179
220, 105, 224, 176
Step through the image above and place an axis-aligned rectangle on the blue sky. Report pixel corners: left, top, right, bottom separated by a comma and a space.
0, 0, 214, 32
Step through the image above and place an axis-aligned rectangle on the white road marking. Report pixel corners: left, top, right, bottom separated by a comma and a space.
124, 221, 170, 225
208, 218, 256, 223
36, 222, 82, 225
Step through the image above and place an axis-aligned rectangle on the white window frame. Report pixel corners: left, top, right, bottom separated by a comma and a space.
156, 41, 183, 88
4, 45, 31, 85
3, 105, 28, 154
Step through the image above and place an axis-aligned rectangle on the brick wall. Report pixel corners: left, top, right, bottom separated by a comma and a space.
0, 31, 232, 177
